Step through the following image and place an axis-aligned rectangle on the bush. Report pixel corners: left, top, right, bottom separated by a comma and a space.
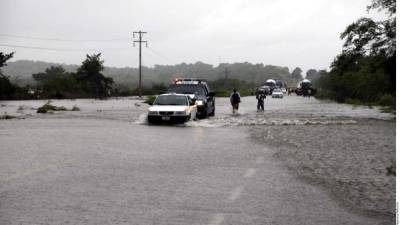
144, 95, 156, 105
0, 114, 16, 120
71, 105, 80, 111
386, 160, 395, 176
315, 90, 336, 99
344, 98, 362, 106
378, 94, 395, 107
37, 101, 67, 113
214, 89, 231, 97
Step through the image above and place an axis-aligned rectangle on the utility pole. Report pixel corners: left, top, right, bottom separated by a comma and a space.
133, 31, 148, 98
224, 67, 229, 89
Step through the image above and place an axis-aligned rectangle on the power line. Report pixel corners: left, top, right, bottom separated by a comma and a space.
147, 47, 174, 64
0, 43, 130, 52
0, 33, 131, 42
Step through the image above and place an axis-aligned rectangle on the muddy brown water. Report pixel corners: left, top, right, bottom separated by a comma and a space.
0, 96, 395, 224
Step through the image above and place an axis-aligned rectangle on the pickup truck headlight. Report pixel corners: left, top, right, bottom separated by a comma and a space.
195, 100, 204, 106
148, 111, 159, 115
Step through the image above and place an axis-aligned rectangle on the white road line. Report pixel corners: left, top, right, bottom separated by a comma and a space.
208, 213, 225, 225
228, 186, 243, 202
256, 156, 264, 165
243, 168, 256, 178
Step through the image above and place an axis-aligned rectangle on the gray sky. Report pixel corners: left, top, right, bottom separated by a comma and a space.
0, 0, 384, 72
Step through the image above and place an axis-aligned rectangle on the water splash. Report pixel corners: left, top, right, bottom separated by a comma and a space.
184, 114, 357, 128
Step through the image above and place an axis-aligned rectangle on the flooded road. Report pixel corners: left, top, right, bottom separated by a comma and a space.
0, 96, 395, 224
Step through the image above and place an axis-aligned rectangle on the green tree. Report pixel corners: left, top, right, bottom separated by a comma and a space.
76, 53, 114, 98
0, 52, 16, 99
32, 65, 81, 99
0, 52, 14, 68
291, 67, 303, 81
341, 0, 395, 57
305, 69, 318, 81
315, 0, 395, 105
33, 66, 67, 85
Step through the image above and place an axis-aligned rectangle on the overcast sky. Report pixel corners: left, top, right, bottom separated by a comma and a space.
0, 0, 385, 72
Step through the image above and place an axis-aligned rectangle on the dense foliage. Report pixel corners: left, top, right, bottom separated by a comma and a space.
75, 54, 114, 98
208, 78, 255, 97
32, 66, 82, 99
3, 60, 301, 88
31, 54, 114, 99
2, 57, 306, 99
315, 0, 395, 107
0, 52, 16, 99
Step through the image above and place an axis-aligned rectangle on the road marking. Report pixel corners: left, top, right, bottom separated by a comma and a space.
228, 186, 243, 202
243, 168, 256, 178
256, 156, 264, 165
208, 213, 224, 225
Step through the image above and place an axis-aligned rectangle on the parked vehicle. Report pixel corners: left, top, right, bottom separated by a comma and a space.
272, 89, 284, 98
167, 78, 215, 118
147, 93, 197, 124
298, 79, 317, 97
264, 79, 277, 94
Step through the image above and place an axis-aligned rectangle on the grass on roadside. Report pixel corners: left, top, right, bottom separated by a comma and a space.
144, 95, 156, 105
37, 101, 80, 113
71, 105, 80, 111
380, 106, 396, 114
387, 160, 396, 176
0, 114, 16, 120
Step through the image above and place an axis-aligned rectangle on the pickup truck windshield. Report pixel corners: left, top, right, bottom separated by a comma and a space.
154, 95, 188, 106
167, 84, 206, 96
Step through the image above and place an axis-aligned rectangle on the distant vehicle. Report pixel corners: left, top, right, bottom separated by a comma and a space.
256, 87, 268, 95
298, 79, 317, 97
287, 87, 297, 95
281, 88, 287, 94
147, 93, 197, 124
167, 78, 215, 119
258, 85, 270, 95
265, 79, 276, 85
261, 79, 277, 95
265, 79, 276, 88
275, 80, 284, 89
272, 89, 284, 98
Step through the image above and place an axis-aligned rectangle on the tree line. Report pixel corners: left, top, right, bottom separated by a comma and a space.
0, 53, 114, 99
1, 53, 312, 99
313, 0, 396, 108
1, 0, 394, 105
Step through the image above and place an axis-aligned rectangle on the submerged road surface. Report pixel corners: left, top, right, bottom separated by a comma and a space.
0, 96, 395, 224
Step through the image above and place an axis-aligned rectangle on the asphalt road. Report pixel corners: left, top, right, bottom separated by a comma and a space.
0, 96, 393, 225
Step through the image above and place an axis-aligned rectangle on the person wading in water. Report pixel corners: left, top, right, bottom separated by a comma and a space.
256, 89, 266, 111
230, 88, 241, 114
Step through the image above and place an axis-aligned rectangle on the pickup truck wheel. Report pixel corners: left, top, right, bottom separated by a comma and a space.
196, 112, 207, 119
210, 109, 215, 116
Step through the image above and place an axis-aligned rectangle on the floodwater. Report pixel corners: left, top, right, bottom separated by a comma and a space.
0, 96, 395, 224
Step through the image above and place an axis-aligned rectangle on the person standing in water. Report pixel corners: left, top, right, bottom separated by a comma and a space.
230, 88, 241, 113
256, 89, 266, 111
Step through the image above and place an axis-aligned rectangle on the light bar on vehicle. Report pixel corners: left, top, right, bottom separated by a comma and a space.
174, 78, 205, 84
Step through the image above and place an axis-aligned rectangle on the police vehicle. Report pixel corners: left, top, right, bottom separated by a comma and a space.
167, 78, 215, 119
147, 93, 197, 124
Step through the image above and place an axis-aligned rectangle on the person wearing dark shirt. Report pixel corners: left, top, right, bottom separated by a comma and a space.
256, 89, 266, 111
230, 88, 241, 113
